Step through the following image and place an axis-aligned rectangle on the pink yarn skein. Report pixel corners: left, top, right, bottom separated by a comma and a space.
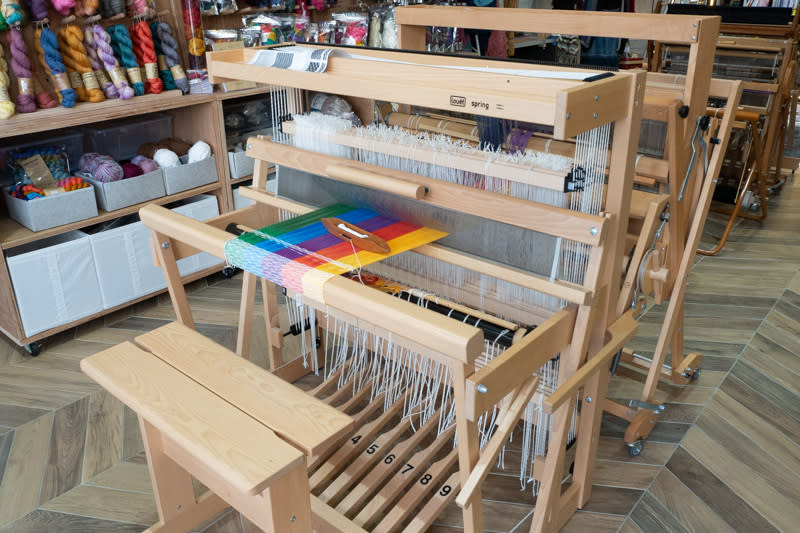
7, 30, 36, 114
50, 0, 77, 16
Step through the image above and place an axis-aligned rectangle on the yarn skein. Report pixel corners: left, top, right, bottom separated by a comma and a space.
79, 153, 123, 182
29, 0, 49, 21
131, 21, 162, 94
7, 29, 36, 113
107, 24, 144, 96
74, 0, 98, 16
1, 0, 24, 26
49, 0, 76, 17
55, 29, 88, 103
131, 154, 157, 173
32, 73, 58, 108
84, 26, 118, 99
91, 25, 132, 100
153, 21, 187, 93
0, 9, 7, 30
0, 42, 15, 119
187, 140, 211, 163
36, 26, 77, 108
126, 0, 146, 16
59, 25, 104, 103
153, 148, 180, 168
122, 162, 142, 178
100, 0, 123, 18
149, 21, 175, 91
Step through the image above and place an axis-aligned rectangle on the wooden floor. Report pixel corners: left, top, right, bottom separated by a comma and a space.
0, 175, 799, 532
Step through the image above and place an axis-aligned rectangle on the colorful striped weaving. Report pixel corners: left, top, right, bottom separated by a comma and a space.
224, 204, 448, 302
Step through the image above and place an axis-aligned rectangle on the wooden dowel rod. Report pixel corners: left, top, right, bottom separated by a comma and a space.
325, 164, 428, 200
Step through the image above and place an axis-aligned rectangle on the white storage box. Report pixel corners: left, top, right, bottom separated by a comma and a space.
7, 231, 104, 337
228, 150, 255, 180
4, 186, 99, 232
84, 170, 166, 212
171, 195, 222, 276
162, 155, 217, 195
90, 219, 169, 309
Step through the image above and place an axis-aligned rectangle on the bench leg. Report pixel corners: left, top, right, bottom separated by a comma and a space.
236, 272, 259, 360
140, 419, 228, 533
259, 465, 313, 533
261, 278, 284, 370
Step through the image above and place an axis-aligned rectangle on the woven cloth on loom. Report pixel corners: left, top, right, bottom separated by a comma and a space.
224, 204, 448, 302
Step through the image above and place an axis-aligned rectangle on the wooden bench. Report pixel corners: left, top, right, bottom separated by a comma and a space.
80, 322, 354, 533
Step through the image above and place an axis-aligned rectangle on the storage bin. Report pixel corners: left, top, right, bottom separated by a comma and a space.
228, 150, 255, 180
7, 231, 104, 337
171, 195, 223, 276
84, 114, 173, 161
162, 155, 218, 195
0, 130, 84, 187
4, 185, 99, 232
83, 169, 166, 212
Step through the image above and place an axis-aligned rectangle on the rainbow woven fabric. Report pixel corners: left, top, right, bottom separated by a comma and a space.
224, 204, 447, 302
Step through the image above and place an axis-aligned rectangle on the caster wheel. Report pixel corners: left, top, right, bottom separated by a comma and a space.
221, 266, 238, 279
691, 367, 701, 381
627, 439, 644, 457
24, 342, 41, 357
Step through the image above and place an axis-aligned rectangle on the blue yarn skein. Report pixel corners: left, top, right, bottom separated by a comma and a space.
40, 27, 77, 108
107, 25, 144, 96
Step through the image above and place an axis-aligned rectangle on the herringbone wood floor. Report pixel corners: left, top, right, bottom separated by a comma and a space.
0, 176, 799, 532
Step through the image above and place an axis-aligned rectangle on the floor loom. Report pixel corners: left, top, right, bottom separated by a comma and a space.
653, 29, 798, 253
390, 5, 742, 454
122, 45, 645, 533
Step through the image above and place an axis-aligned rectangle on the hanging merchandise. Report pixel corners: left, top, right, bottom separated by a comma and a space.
84, 26, 119, 99
50, 0, 76, 17
29, 0, 49, 22
7, 29, 36, 113
74, 0, 99, 16
89, 24, 134, 99
332, 12, 368, 47
1, 0, 25, 26
0, 42, 14, 118
152, 21, 188, 93
108, 24, 145, 96
131, 20, 163, 94
59, 24, 104, 103
35, 26, 78, 107
127, 0, 149, 17
99, 0, 125, 18
149, 21, 176, 90
181, 0, 212, 93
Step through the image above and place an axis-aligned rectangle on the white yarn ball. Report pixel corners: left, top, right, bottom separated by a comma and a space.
187, 140, 212, 164
153, 149, 181, 168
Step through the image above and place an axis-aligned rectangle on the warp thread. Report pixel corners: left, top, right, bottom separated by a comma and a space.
131, 154, 157, 173
130, 20, 162, 94
59, 25, 104, 103
107, 24, 144, 96
149, 21, 175, 90
7, 29, 35, 113
0, 42, 15, 118
153, 148, 179, 167
79, 152, 123, 182
187, 140, 211, 163
91, 25, 133, 100
84, 26, 118, 99
152, 21, 187, 93
1, 0, 24, 26
49, 0, 76, 17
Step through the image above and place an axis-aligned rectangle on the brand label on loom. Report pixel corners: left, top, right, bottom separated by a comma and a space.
450, 95, 466, 107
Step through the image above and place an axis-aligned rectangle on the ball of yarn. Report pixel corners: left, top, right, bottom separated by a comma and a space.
79, 152, 124, 182
187, 140, 211, 163
122, 162, 143, 178
153, 148, 180, 168
137, 142, 160, 159
131, 155, 158, 173
158, 137, 191, 156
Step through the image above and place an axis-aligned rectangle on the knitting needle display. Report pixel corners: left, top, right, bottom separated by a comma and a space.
84, 26, 118, 99
7, 29, 35, 113
36, 26, 77, 107
149, 21, 175, 90
152, 20, 187, 93
90, 24, 132, 100
60, 25, 104, 102
107, 24, 143, 96
131, 20, 162, 94
0, 42, 15, 118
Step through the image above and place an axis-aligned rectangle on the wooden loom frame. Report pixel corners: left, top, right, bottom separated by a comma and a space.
391, 5, 741, 452
121, 45, 645, 533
